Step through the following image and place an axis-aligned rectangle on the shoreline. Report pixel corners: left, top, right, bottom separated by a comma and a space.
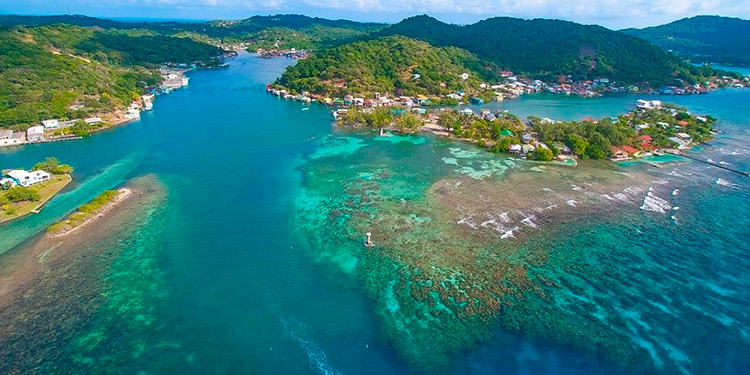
0, 183, 146, 308
45, 188, 134, 239
0, 174, 72, 224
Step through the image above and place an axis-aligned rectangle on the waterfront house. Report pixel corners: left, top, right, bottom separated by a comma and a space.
42, 119, 60, 129
676, 133, 693, 143
622, 145, 640, 157
460, 108, 474, 115
27, 126, 44, 142
0, 131, 24, 147
5, 169, 50, 187
509, 144, 522, 154
611, 147, 629, 160
668, 137, 689, 149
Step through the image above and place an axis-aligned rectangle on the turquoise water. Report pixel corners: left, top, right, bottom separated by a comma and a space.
1, 52, 749, 374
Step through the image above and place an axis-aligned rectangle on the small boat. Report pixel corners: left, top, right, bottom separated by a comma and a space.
301, 107, 309, 111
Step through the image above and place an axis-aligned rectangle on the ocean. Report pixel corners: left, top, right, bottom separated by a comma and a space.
0, 51, 748, 374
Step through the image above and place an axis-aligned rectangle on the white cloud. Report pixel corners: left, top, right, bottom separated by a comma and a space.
3, 0, 749, 27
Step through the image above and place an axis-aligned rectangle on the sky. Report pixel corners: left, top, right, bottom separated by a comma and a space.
2, 0, 749, 29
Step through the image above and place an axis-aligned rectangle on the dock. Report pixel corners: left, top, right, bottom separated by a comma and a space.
666, 150, 750, 177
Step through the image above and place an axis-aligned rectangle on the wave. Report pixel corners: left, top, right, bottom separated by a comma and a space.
640, 187, 672, 214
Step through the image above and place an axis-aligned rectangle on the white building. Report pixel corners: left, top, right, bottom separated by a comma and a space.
636, 99, 663, 110
0, 130, 24, 147
84, 117, 102, 125
42, 119, 60, 129
6, 169, 51, 187
26, 125, 45, 142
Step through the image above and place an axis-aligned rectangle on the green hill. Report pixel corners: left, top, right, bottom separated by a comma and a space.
0, 24, 223, 128
0, 14, 385, 50
622, 16, 750, 66
376, 15, 707, 84
276, 36, 497, 98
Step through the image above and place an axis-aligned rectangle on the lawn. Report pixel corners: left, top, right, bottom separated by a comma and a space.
0, 174, 72, 223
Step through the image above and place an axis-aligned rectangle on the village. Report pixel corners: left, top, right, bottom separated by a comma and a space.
268, 67, 749, 108
324, 97, 716, 165
0, 68, 190, 149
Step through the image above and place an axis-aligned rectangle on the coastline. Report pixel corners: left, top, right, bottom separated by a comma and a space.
0, 183, 146, 308
45, 188, 134, 238
0, 174, 72, 224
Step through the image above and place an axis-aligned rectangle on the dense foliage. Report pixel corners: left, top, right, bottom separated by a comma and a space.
0, 14, 385, 51
4, 186, 41, 202
622, 16, 750, 66
278, 36, 498, 97
377, 15, 717, 84
0, 24, 223, 128
31, 157, 74, 174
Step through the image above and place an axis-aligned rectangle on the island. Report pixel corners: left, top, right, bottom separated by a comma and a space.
0, 157, 73, 222
46, 188, 132, 237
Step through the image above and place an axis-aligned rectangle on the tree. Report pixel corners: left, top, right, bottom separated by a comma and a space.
585, 133, 611, 159
493, 137, 512, 153
532, 147, 554, 161
396, 113, 422, 133
566, 134, 589, 155
5, 186, 41, 202
32, 157, 60, 173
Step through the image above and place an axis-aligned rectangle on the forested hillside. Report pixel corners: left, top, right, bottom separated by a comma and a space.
622, 16, 750, 66
276, 36, 497, 97
0, 24, 223, 128
377, 15, 712, 84
0, 14, 385, 50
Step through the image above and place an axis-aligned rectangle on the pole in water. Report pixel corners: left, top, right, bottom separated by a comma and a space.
364, 232, 374, 247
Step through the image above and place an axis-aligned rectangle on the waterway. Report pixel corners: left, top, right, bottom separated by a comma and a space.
1, 51, 748, 374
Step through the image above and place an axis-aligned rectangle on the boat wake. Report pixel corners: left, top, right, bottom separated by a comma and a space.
278, 313, 342, 375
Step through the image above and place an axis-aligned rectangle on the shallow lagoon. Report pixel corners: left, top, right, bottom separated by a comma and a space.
1, 52, 748, 374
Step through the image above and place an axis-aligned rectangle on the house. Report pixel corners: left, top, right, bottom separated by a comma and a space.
611, 147, 628, 160
460, 108, 474, 115
5, 169, 51, 187
521, 144, 536, 156
634, 124, 650, 131
509, 144, 522, 154
668, 137, 689, 149
636, 99, 662, 110
84, 117, 102, 125
42, 119, 60, 129
0, 130, 24, 147
459, 73, 469, 80
522, 133, 533, 144
622, 145, 640, 157
27, 125, 45, 142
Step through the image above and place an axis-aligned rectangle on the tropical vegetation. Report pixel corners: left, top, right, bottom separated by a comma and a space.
376, 15, 722, 85
277, 36, 497, 97
622, 16, 750, 66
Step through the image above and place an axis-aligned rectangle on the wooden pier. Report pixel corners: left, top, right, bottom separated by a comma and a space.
666, 150, 750, 177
